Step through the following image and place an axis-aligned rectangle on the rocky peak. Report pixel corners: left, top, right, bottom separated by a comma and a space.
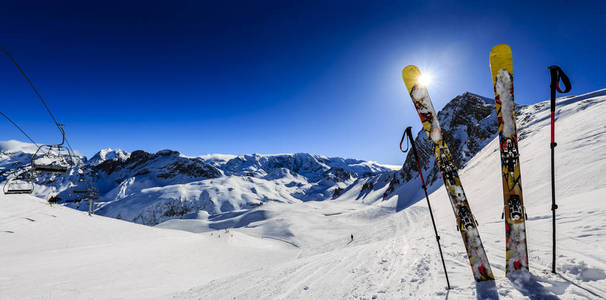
89, 149, 130, 166
221, 153, 384, 180
400, 92, 498, 186
96, 149, 221, 180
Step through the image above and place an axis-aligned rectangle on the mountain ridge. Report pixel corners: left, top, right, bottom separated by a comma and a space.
1, 91, 501, 225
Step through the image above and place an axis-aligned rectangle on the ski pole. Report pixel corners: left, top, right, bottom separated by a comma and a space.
547, 65, 571, 274
400, 126, 451, 289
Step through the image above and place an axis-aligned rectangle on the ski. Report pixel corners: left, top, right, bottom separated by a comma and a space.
489, 44, 529, 274
401, 65, 494, 282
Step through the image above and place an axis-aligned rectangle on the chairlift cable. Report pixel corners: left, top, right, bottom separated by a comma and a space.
0, 111, 38, 147
0, 45, 78, 174
0, 45, 65, 138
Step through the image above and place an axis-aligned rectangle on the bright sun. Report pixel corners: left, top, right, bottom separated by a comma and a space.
418, 73, 432, 87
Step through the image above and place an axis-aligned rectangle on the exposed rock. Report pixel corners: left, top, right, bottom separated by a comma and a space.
400, 92, 499, 187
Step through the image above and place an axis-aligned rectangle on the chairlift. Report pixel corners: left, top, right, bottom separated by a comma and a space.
3, 170, 34, 194
68, 175, 98, 215
31, 125, 74, 173
72, 168, 96, 194
82, 187, 99, 216
1, 46, 78, 175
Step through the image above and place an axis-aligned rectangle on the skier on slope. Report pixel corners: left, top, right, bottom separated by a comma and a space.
48, 195, 60, 206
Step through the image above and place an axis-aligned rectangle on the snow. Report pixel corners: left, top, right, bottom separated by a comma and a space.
0, 140, 38, 154
375, 163, 402, 171
88, 148, 130, 165
1, 147, 395, 225
0, 195, 297, 299
197, 153, 238, 168
84, 152, 393, 225
496, 69, 516, 137
2, 89, 606, 299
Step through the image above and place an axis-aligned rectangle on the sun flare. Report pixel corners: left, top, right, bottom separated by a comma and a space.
418, 73, 432, 87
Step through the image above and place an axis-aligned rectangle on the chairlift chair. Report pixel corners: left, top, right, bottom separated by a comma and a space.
72, 170, 96, 195
30, 125, 74, 173
3, 171, 34, 194
31, 144, 72, 173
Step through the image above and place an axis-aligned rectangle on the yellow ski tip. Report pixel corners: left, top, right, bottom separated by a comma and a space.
489, 44, 513, 84
402, 65, 421, 94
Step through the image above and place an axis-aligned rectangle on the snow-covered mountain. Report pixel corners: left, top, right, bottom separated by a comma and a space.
96, 152, 392, 225
0, 92, 500, 226
88, 148, 130, 166
0, 142, 394, 225
2, 88, 606, 299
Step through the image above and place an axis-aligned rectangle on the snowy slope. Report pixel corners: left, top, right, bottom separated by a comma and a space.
0, 194, 298, 299
2, 89, 606, 299
167, 89, 606, 299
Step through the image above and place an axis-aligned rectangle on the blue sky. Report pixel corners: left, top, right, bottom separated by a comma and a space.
0, 1, 604, 164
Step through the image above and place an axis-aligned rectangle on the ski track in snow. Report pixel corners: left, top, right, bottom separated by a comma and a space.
1, 90, 606, 299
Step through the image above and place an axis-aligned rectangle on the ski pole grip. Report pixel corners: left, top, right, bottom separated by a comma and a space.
400, 127, 411, 153
548, 65, 572, 111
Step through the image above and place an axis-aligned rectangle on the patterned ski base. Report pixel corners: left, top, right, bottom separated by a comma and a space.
402, 65, 494, 282
490, 44, 529, 274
